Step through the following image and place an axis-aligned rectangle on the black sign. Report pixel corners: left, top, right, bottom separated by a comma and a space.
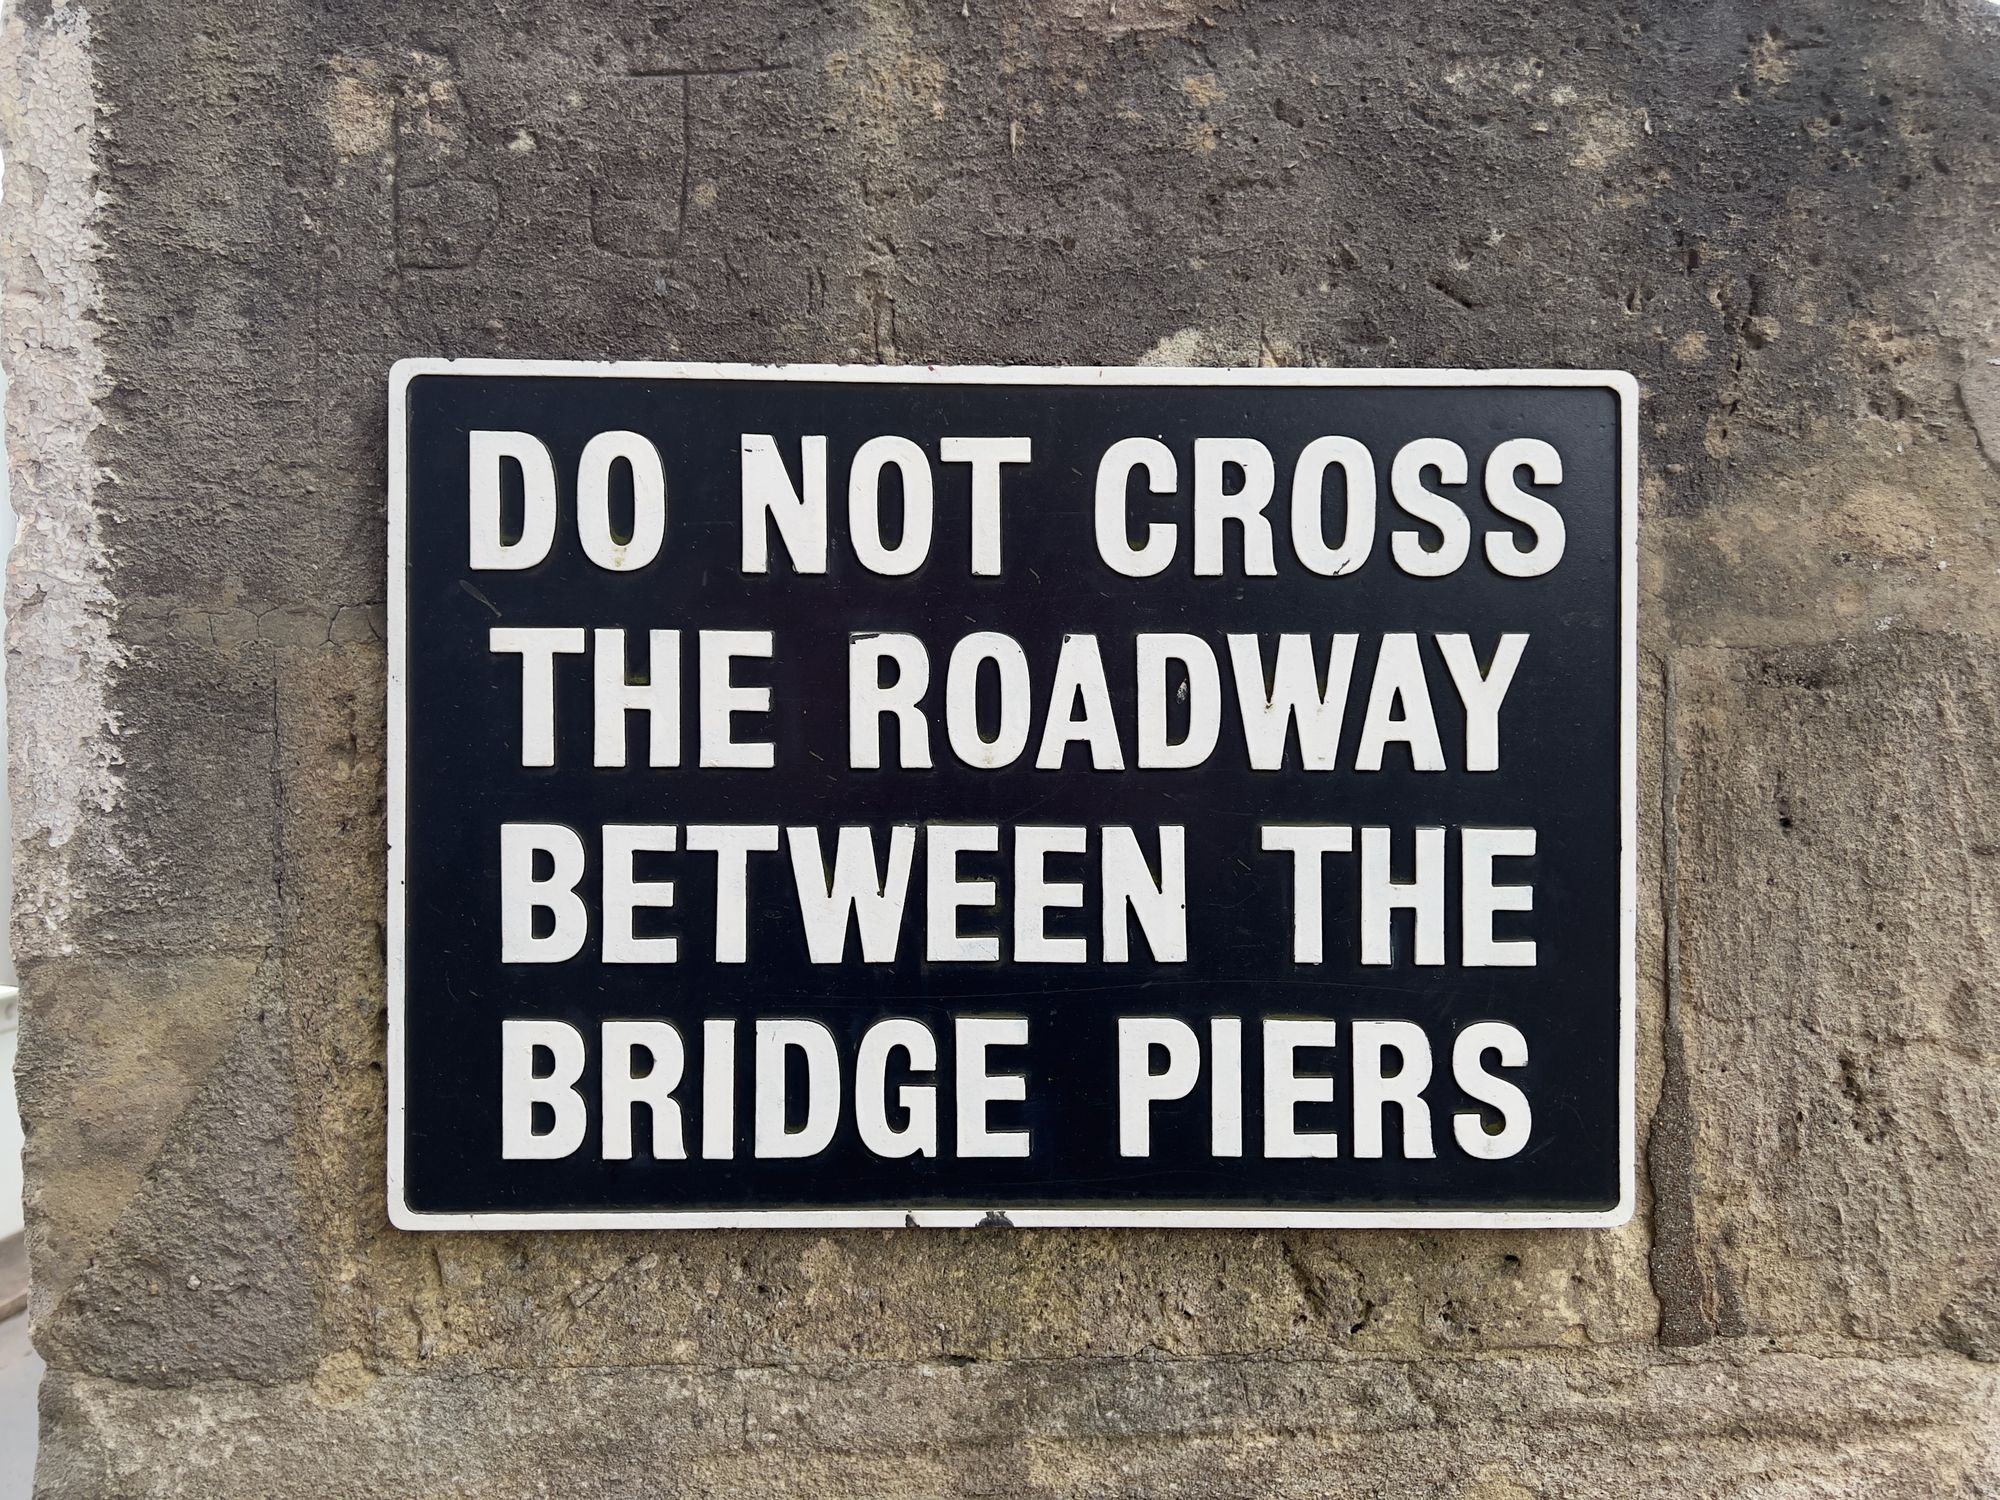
388, 362, 1636, 1229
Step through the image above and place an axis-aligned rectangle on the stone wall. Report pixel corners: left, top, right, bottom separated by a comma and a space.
5, 0, 1998, 1493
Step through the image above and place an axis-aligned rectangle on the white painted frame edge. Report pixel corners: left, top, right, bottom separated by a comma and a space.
384, 359, 1641, 1232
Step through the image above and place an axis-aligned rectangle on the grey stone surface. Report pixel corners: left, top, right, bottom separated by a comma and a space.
1664, 635, 2000, 1349
28, 1349, 2000, 1498
4, 0, 1999, 1493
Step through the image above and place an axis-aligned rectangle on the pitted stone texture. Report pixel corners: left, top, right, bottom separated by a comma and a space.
30, 1351, 2000, 1499
1664, 634, 2000, 1349
28, 997, 317, 1388
43, 638, 282, 963
15, 954, 269, 1317
334, 1225, 1655, 1375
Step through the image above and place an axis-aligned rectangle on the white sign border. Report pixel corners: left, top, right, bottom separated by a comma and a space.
386, 360, 1640, 1232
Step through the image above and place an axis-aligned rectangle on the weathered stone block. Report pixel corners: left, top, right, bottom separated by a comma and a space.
1665, 635, 2000, 1349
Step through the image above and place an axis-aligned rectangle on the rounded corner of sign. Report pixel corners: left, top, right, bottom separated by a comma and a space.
1600, 369, 1642, 411
1597, 1192, 1639, 1230
1589, 1172, 1641, 1229
386, 1190, 449, 1233
388, 357, 448, 402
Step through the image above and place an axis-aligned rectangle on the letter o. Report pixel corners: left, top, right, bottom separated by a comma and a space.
849, 436, 935, 576
579, 431, 667, 571
945, 632, 1032, 769
1291, 435, 1376, 576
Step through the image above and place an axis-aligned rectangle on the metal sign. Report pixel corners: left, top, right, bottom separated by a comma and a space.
387, 361, 1636, 1229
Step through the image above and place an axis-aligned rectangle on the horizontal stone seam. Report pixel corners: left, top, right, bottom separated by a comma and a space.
41, 1342, 1995, 1391
1663, 1019, 2000, 1066
354, 1346, 1995, 1379
1660, 625, 2000, 653
40, 1370, 1994, 1451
